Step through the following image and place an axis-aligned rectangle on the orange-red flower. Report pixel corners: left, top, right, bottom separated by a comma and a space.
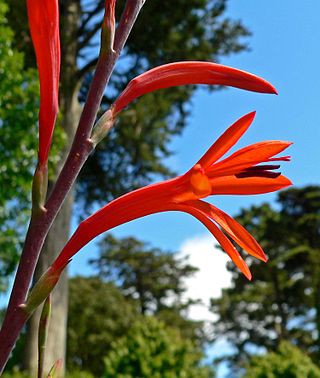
27, 0, 60, 165
52, 112, 292, 279
112, 62, 277, 115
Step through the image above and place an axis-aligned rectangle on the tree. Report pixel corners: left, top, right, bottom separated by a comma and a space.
103, 316, 215, 378
4, 0, 250, 373
243, 342, 320, 378
67, 277, 139, 376
0, 0, 38, 293
211, 186, 320, 371
92, 234, 198, 314
91, 234, 208, 345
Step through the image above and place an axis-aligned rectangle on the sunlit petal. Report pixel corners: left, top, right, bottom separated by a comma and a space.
211, 175, 292, 195
197, 112, 256, 168
113, 62, 277, 114
186, 200, 266, 261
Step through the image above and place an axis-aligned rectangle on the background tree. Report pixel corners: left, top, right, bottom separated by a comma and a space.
211, 186, 320, 372
59, 237, 210, 375
67, 277, 139, 376
103, 316, 215, 378
0, 0, 38, 293
243, 342, 320, 378
3, 0, 250, 373
91, 234, 208, 345
91, 234, 198, 314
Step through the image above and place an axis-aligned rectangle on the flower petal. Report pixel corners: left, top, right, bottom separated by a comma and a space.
27, 0, 60, 164
211, 175, 292, 195
209, 141, 292, 176
113, 62, 277, 114
197, 112, 256, 169
171, 203, 252, 280
186, 200, 266, 261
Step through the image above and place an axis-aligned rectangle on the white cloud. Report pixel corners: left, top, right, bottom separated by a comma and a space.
178, 234, 232, 322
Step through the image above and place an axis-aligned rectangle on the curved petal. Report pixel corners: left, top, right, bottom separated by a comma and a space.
186, 200, 266, 261
171, 203, 252, 280
209, 141, 292, 176
113, 61, 277, 114
27, 0, 60, 164
197, 112, 256, 169
211, 175, 292, 195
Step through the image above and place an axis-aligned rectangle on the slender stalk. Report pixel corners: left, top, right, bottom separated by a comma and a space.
38, 296, 51, 378
0, 1, 146, 373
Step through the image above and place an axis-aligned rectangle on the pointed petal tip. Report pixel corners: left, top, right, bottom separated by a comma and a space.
245, 111, 257, 122
261, 254, 268, 263
281, 176, 293, 188
264, 81, 278, 95
244, 268, 252, 281
255, 78, 277, 95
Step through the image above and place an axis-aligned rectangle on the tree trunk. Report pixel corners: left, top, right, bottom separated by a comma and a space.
23, 1, 82, 375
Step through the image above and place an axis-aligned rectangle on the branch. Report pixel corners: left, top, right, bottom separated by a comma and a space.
0, 0, 147, 372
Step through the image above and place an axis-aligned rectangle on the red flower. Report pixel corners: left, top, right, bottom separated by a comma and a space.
52, 112, 292, 279
27, 0, 60, 165
112, 62, 277, 115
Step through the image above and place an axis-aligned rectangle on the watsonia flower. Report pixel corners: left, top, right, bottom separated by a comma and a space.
52, 112, 292, 280
111, 61, 277, 116
27, 0, 60, 165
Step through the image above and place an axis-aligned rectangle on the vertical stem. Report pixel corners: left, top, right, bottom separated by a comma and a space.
0, 1, 146, 373
38, 296, 52, 378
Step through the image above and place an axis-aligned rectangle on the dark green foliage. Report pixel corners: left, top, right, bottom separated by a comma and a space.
91, 234, 198, 315
67, 237, 208, 374
0, 0, 38, 292
243, 342, 320, 378
67, 277, 139, 376
91, 235, 207, 345
0, 0, 66, 293
211, 186, 320, 371
103, 316, 215, 378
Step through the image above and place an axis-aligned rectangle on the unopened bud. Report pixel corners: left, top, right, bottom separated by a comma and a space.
32, 162, 48, 214
22, 263, 68, 315
91, 109, 115, 145
101, 0, 116, 53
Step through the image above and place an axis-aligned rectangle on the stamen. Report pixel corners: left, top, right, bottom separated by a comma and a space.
268, 155, 291, 162
243, 164, 280, 171
236, 171, 281, 179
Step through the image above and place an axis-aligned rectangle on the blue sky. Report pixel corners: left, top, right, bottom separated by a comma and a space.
69, 0, 320, 274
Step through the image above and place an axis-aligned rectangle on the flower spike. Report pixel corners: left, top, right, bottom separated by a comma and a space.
49, 112, 291, 282
27, 0, 61, 165
112, 62, 277, 115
